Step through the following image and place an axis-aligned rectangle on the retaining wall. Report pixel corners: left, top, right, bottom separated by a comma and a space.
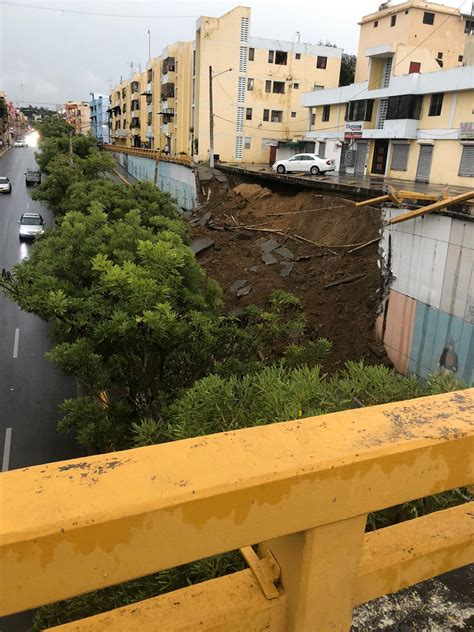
378, 208, 473, 384
112, 151, 197, 211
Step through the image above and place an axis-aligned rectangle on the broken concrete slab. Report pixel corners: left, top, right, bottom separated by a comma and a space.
236, 285, 252, 297
199, 211, 212, 227
274, 246, 294, 260
230, 279, 248, 294
261, 252, 278, 265
182, 210, 194, 220
280, 262, 294, 277
260, 238, 280, 253
190, 238, 215, 255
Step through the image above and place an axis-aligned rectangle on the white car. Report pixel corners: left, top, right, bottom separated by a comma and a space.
0, 176, 12, 193
272, 153, 336, 176
18, 212, 45, 241
14, 140, 27, 147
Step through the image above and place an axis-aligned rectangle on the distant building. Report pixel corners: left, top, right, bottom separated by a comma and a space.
89, 93, 110, 144
109, 5, 342, 162
65, 101, 91, 135
302, 0, 474, 186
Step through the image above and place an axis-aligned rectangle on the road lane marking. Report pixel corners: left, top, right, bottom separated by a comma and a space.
13, 328, 20, 358
2, 428, 12, 471
27, 201, 30, 208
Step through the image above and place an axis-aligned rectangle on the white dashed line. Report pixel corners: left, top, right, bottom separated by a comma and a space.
13, 328, 20, 358
2, 428, 12, 471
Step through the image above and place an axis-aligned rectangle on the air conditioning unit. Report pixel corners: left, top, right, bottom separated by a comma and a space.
345, 150, 355, 167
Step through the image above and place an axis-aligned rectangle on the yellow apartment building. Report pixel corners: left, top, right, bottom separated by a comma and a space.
64, 100, 90, 135
301, 1, 474, 186
109, 6, 342, 162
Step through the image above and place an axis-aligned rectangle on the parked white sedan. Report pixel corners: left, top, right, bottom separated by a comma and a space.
272, 153, 335, 176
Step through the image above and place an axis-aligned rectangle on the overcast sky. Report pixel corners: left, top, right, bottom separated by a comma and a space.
0, 0, 467, 106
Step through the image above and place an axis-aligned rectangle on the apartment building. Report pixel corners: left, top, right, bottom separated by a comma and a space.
302, 0, 474, 186
65, 101, 91, 135
89, 93, 110, 144
109, 6, 341, 162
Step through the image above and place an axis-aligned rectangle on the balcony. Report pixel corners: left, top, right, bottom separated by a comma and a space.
114, 129, 128, 137
362, 119, 420, 140
147, 102, 153, 114
1, 390, 472, 630
146, 125, 154, 139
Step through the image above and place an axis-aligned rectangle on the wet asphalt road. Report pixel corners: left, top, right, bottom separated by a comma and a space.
0, 146, 83, 632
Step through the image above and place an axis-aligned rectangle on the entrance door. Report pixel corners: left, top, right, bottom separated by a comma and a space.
371, 140, 389, 175
269, 145, 277, 165
416, 145, 433, 183
354, 142, 368, 175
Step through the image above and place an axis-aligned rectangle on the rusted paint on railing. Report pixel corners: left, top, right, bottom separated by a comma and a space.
103, 143, 193, 167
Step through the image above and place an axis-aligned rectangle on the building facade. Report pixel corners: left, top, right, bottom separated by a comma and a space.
65, 101, 91, 135
302, 1, 474, 186
89, 93, 110, 144
109, 5, 341, 163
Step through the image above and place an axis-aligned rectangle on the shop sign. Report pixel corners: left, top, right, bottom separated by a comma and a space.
459, 122, 474, 140
344, 122, 363, 139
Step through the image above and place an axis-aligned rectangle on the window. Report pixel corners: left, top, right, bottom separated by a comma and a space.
311, 112, 316, 125
386, 95, 422, 119
318, 141, 326, 158
428, 93, 444, 117
265, 80, 271, 93
268, 50, 274, 63
313, 83, 324, 91
345, 99, 374, 122
248, 47, 255, 61
458, 55, 464, 62
409, 61, 421, 73
316, 56, 327, 69
374, 20, 378, 27
423, 12, 434, 25
246, 107, 252, 120
263, 109, 269, 122
391, 15, 396, 27
295, 52, 301, 59
322, 105, 330, 122
291, 111, 296, 118
465, 20, 474, 34
247, 78, 254, 91
272, 81, 285, 94
437, 52, 443, 59
271, 110, 283, 123
459, 145, 474, 177
391, 143, 409, 171
293, 82, 299, 89
275, 50, 288, 65
244, 136, 251, 150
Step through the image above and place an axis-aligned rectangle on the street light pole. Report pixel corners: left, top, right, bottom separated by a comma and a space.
209, 66, 232, 169
209, 66, 214, 168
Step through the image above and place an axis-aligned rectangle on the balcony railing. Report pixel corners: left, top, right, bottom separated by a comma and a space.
1, 390, 472, 630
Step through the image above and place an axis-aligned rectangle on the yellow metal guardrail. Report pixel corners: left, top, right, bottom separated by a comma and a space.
103, 143, 193, 166
1, 390, 473, 630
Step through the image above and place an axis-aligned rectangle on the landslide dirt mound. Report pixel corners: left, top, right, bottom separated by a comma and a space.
189, 181, 386, 371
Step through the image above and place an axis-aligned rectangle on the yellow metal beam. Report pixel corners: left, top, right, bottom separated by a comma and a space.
356, 501, 474, 605
49, 569, 288, 631
388, 190, 474, 225
0, 390, 473, 615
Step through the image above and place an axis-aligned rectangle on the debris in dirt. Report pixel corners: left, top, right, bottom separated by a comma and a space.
260, 238, 280, 253
191, 238, 215, 255
261, 252, 278, 265
230, 307, 246, 317
249, 266, 258, 272
199, 211, 212, 226
324, 273, 367, 289
236, 285, 252, 297
233, 183, 273, 201
182, 210, 193, 220
230, 279, 248, 294
280, 262, 294, 277
274, 246, 294, 260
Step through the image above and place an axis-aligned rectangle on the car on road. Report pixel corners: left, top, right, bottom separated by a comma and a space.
18, 212, 45, 241
25, 168, 42, 186
272, 153, 336, 176
0, 176, 12, 193
14, 140, 27, 147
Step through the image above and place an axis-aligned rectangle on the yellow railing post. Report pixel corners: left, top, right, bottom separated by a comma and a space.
261, 514, 367, 631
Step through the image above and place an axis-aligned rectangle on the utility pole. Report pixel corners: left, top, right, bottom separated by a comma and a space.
148, 30, 151, 60
209, 66, 214, 168
69, 129, 73, 166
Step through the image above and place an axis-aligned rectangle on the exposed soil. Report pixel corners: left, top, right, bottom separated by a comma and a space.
189, 180, 387, 371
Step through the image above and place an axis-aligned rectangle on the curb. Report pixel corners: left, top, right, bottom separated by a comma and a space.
0, 146, 13, 159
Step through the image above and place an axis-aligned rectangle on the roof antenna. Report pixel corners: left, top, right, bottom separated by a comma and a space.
296, 31, 301, 43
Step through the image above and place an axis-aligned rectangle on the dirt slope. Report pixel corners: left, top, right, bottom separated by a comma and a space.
189, 182, 385, 371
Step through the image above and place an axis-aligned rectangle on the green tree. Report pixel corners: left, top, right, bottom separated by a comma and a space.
339, 53, 357, 86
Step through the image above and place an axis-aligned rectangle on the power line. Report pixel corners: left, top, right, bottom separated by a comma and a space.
0, 1, 197, 19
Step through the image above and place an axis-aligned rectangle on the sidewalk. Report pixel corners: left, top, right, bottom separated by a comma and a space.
218, 163, 472, 200
0, 145, 12, 159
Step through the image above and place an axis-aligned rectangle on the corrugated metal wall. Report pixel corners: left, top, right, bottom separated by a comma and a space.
380, 208, 473, 385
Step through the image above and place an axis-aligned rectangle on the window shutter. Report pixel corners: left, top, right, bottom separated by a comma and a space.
458, 145, 474, 177
391, 144, 409, 171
